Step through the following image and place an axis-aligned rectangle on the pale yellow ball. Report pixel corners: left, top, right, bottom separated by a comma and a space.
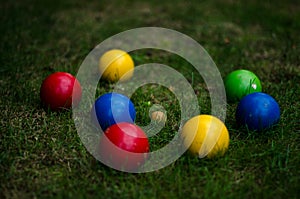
181, 115, 229, 158
99, 49, 134, 82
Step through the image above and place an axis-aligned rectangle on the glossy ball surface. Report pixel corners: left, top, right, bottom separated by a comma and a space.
99, 122, 150, 171
92, 92, 136, 131
99, 49, 134, 82
181, 115, 229, 158
224, 69, 262, 102
40, 72, 82, 111
236, 92, 280, 131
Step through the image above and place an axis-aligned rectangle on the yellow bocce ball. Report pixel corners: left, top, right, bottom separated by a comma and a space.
181, 115, 229, 158
99, 49, 134, 82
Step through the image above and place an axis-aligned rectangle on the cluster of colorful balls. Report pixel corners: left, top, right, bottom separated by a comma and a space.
39, 48, 280, 172
93, 50, 150, 171
97, 50, 231, 165
224, 69, 280, 131
39, 50, 149, 171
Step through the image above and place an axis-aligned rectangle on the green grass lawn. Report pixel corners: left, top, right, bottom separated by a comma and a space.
1, 0, 300, 198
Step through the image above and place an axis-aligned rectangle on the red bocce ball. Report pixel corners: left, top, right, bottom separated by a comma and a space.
98, 122, 150, 172
40, 72, 82, 111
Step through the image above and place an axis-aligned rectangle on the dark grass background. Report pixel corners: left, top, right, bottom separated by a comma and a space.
1, 0, 300, 198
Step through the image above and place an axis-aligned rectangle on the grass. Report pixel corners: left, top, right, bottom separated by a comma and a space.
1, 0, 300, 198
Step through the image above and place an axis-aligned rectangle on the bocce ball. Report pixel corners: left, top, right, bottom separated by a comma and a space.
40, 72, 82, 111
99, 49, 134, 82
236, 92, 280, 131
151, 111, 167, 123
181, 115, 229, 158
98, 122, 150, 171
92, 92, 136, 131
224, 69, 262, 102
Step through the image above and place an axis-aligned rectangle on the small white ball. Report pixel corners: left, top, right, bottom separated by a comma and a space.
151, 111, 167, 123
